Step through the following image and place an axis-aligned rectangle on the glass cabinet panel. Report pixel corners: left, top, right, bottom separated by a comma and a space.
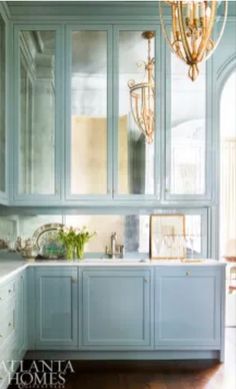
0, 15, 6, 194
70, 30, 108, 195
118, 31, 155, 195
19, 30, 56, 195
169, 55, 206, 195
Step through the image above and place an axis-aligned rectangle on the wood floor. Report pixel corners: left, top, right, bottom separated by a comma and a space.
10, 328, 236, 389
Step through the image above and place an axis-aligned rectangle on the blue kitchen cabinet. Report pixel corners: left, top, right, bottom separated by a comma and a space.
34, 267, 78, 349
155, 266, 223, 348
80, 267, 153, 350
0, 272, 26, 389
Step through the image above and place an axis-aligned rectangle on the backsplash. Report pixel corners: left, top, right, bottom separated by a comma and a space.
0, 212, 203, 257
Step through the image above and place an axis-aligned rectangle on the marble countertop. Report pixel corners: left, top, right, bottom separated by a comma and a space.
0, 258, 226, 285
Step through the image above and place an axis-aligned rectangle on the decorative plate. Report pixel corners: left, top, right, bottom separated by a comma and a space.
32, 223, 65, 259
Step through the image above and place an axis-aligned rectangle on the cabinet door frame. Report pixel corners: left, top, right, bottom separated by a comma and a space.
12, 24, 64, 204
154, 266, 222, 349
35, 267, 78, 349
164, 40, 213, 202
113, 24, 161, 201
79, 267, 154, 350
65, 24, 113, 201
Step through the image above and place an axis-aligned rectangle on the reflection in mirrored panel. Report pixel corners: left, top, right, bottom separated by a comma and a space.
170, 55, 206, 195
0, 15, 6, 193
71, 31, 107, 195
185, 215, 202, 257
118, 31, 155, 195
0, 212, 204, 258
19, 31, 56, 195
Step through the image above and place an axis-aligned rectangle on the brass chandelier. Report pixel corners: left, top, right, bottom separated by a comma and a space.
128, 31, 155, 144
159, 1, 228, 81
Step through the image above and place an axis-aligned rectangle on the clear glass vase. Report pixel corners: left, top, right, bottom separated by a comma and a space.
76, 243, 85, 260
66, 245, 74, 261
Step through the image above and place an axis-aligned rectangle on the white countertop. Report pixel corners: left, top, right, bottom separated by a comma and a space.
0, 258, 226, 285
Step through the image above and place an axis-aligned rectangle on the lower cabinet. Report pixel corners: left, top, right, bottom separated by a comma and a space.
80, 268, 153, 350
0, 271, 27, 389
34, 267, 78, 349
0, 263, 225, 367
155, 267, 222, 348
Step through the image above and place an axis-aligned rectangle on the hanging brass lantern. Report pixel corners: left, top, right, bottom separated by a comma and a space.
128, 31, 155, 144
159, 1, 228, 81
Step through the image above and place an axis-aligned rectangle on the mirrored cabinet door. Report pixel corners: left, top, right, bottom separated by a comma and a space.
117, 30, 156, 197
0, 14, 6, 196
68, 29, 110, 197
166, 53, 207, 198
16, 28, 59, 198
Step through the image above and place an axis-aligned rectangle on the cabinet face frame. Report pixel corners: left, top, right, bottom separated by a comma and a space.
65, 24, 113, 201
12, 24, 64, 203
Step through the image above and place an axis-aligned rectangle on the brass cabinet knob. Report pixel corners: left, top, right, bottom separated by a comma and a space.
186, 271, 191, 276
8, 322, 12, 327
144, 278, 148, 283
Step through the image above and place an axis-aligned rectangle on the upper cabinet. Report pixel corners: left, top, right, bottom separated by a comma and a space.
10, 21, 210, 206
0, 13, 6, 201
13, 26, 63, 203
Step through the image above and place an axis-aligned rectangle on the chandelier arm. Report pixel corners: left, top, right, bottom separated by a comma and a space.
132, 94, 142, 130
177, 2, 193, 65
159, 3, 179, 57
172, 4, 179, 45
197, 1, 217, 62
201, 0, 228, 63
141, 87, 148, 136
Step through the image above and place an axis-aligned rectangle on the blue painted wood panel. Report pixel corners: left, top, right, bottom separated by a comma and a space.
15, 271, 27, 357
80, 267, 153, 350
35, 267, 78, 349
155, 266, 222, 348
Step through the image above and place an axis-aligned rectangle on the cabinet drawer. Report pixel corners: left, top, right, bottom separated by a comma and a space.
0, 280, 16, 305
0, 301, 16, 347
